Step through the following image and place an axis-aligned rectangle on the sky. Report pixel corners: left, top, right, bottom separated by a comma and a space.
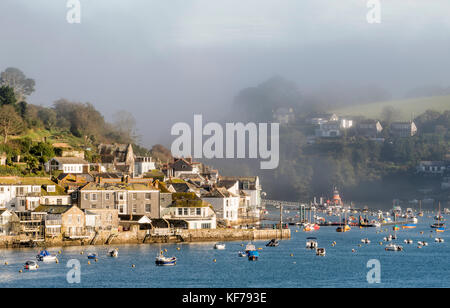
1, 0, 450, 147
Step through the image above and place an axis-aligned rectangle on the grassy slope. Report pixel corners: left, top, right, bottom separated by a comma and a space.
332, 95, 450, 120
11, 128, 85, 148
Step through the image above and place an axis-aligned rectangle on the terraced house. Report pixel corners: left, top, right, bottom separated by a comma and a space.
77, 182, 160, 218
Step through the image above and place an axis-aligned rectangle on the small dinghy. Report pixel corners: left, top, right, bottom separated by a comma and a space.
238, 251, 247, 257
404, 239, 413, 244
361, 238, 371, 244
87, 253, 97, 260
316, 248, 326, 256
36, 250, 57, 262
385, 243, 403, 251
214, 243, 226, 250
108, 249, 118, 257
265, 239, 279, 247
435, 238, 445, 243
155, 251, 176, 266
245, 243, 256, 252
24, 260, 38, 270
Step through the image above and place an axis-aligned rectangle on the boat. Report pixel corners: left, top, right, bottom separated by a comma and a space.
155, 251, 177, 266
436, 227, 446, 233
214, 243, 226, 250
238, 251, 247, 257
336, 224, 351, 232
402, 223, 417, 229
36, 250, 57, 262
108, 249, 118, 258
435, 238, 445, 243
24, 260, 38, 270
385, 244, 403, 251
306, 237, 318, 249
393, 225, 400, 231
247, 250, 259, 261
87, 253, 97, 259
361, 238, 371, 244
265, 239, 279, 247
316, 248, 326, 256
404, 239, 413, 244
383, 235, 393, 242
245, 242, 256, 252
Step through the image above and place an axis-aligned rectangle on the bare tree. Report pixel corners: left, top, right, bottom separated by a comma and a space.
0, 105, 24, 143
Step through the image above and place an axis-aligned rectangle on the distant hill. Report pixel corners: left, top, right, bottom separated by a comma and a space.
332, 95, 450, 120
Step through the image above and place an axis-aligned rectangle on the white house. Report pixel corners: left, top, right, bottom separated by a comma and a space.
315, 121, 341, 138
219, 176, 262, 219
134, 156, 156, 177
0, 177, 55, 211
201, 187, 240, 223
45, 157, 89, 174
0, 209, 19, 235
167, 204, 217, 229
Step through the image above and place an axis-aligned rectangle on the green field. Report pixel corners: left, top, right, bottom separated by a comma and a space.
333, 95, 450, 120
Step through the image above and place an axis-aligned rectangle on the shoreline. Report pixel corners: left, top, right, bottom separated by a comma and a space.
0, 228, 291, 249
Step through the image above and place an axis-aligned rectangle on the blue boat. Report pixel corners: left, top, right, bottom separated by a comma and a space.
247, 250, 259, 261
87, 253, 97, 259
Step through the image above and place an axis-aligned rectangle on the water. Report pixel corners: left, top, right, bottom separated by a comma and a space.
0, 215, 449, 288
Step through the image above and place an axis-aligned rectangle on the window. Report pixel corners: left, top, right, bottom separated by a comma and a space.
178, 208, 183, 216
45, 198, 49, 204
0, 187, 3, 192
119, 205, 124, 214
132, 193, 137, 200
46, 185, 55, 193
92, 204, 97, 209
145, 204, 151, 213
183, 208, 188, 216
119, 193, 124, 201
132, 204, 137, 214
105, 193, 110, 200
190, 208, 195, 216
33, 186, 40, 192
91, 193, 97, 201
196, 208, 201, 216
84, 193, 89, 201
145, 193, 151, 200
57, 199, 62, 205
201, 223, 211, 229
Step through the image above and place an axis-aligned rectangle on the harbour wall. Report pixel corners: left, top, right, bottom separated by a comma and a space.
0, 228, 290, 249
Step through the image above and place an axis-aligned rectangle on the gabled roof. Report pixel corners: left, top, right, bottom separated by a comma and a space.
202, 187, 239, 198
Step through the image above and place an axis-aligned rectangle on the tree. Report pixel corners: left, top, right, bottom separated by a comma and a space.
0, 105, 24, 143
381, 105, 401, 124
112, 110, 138, 143
0, 85, 17, 106
0, 67, 35, 101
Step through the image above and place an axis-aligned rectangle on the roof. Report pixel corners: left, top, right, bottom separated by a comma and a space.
40, 184, 67, 196
51, 157, 88, 164
0, 177, 55, 185
171, 192, 212, 208
202, 187, 238, 198
98, 143, 132, 164
34, 205, 78, 215
80, 182, 157, 191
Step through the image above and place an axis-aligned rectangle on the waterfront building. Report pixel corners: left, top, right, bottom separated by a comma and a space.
201, 187, 240, 224
77, 182, 160, 218
0, 209, 20, 235
219, 176, 262, 219
34, 205, 86, 238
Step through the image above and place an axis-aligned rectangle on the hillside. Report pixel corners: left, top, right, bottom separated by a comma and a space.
332, 95, 450, 120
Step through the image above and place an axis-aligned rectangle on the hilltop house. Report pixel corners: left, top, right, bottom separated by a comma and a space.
166, 192, 217, 229
273, 107, 295, 125
34, 205, 86, 238
315, 121, 341, 138
45, 157, 89, 174
98, 143, 135, 174
0, 209, 20, 235
390, 122, 417, 138
357, 120, 383, 138
77, 182, 160, 218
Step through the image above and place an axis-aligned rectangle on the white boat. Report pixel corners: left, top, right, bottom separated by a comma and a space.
24, 260, 38, 270
108, 249, 118, 257
404, 239, 413, 244
155, 252, 177, 266
408, 217, 419, 224
306, 237, 318, 249
385, 244, 403, 251
383, 235, 393, 242
361, 238, 371, 244
238, 251, 247, 257
214, 243, 226, 250
245, 243, 256, 252
36, 250, 57, 262
435, 238, 445, 243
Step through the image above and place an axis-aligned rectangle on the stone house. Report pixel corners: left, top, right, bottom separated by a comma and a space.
34, 205, 86, 238
98, 143, 135, 174
0, 209, 20, 235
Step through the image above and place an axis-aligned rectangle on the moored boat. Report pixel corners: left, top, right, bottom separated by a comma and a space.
155, 251, 177, 266
316, 248, 326, 256
247, 250, 259, 261
214, 243, 226, 250
265, 239, 279, 247
87, 253, 97, 260
402, 223, 417, 229
24, 260, 38, 270
306, 237, 318, 249
385, 243, 403, 251
36, 250, 57, 262
108, 249, 118, 257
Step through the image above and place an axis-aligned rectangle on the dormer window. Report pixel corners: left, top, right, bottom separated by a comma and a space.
46, 185, 56, 193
